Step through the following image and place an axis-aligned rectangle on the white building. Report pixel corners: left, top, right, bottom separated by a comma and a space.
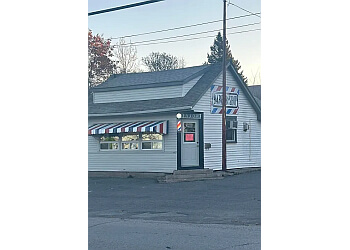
88, 62, 261, 173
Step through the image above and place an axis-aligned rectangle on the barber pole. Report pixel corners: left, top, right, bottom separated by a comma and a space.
177, 120, 181, 132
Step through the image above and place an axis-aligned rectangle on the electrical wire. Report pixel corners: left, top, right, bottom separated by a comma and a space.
115, 22, 260, 45
88, 0, 164, 16
111, 13, 261, 40
118, 28, 260, 47
228, 2, 261, 18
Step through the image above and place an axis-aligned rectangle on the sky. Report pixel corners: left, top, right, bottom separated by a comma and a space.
88, 0, 261, 85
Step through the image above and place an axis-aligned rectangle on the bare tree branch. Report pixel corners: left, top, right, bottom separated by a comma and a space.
114, 38, 138, 74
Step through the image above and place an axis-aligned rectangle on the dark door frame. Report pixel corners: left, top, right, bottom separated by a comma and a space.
177, 112, 204, 170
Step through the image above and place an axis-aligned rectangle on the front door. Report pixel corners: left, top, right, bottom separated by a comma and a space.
181, 120, 199, 167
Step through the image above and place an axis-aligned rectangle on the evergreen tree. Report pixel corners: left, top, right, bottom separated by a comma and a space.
207, 32, 248, 84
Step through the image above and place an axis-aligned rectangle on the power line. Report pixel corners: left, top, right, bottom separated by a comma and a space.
114, 22, 260, 45
118, 28, 260, 47
228, 2, 261, 18
112, 13, 261, 39
88, 0, 164, 16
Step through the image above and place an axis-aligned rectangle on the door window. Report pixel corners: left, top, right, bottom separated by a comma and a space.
184, 122, 196, 142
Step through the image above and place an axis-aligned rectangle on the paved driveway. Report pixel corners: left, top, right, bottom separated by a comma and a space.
89, 170, 261, 249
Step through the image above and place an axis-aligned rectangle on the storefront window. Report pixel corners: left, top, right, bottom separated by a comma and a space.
100, 136, 120, 150
141, 133, 163, 150
99, 133, 163, 151
122, 134, 139, 150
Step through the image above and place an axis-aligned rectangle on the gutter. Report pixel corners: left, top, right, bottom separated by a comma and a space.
88, 106, 192, 117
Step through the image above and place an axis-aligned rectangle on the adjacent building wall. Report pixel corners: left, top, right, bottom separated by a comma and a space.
88, 113, 178, 173
182, 75, 203, 96
93, 85, 182, 104
193, 71, 261, 169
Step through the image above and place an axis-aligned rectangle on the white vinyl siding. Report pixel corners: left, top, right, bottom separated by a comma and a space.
93, 75, 203, 104
93, 85, 182, 104
193, 71, 261, 169
88, 114, 177, 173
182, 75, 202, 96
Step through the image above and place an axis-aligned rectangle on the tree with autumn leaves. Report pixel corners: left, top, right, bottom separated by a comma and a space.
88, 30, 116, 88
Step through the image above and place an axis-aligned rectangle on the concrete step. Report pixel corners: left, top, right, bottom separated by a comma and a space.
166, 172, 222, 180
173, 168, 213, 175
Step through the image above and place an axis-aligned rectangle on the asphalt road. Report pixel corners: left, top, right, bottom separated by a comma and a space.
89, 170, 261, 249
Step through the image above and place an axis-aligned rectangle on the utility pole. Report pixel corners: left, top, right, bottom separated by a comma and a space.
222, 0, 227, 171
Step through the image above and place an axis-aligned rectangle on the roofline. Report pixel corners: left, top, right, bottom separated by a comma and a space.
88, 106, 192, 117
92, 65, 210, 92
180, 64, 211, 84
189, 63, 222, 106
227, 62, 261, 121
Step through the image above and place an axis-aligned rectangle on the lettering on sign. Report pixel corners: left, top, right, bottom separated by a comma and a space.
210, 85, 239, 114
181, 113, 201, 119
212, 92, 238, 108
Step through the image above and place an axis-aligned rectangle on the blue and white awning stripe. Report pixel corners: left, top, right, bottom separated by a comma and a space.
88, 121, 168, 135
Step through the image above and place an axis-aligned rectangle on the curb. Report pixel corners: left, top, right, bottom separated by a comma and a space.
88, 167, 261, 180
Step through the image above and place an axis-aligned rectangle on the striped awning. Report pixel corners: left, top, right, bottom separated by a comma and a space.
88, 121, 168, 135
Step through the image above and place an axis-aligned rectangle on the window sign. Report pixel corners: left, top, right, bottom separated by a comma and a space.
184, 123, 196, 142
185, 133, 195, 142
212, 93, 238, 108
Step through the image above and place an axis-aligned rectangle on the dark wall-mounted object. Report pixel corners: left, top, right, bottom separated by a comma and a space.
205, 143, 212, 150
243, 122, 249, 132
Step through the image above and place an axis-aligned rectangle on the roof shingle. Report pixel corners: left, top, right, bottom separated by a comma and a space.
93, 64, 209, 90
89, 62, 260, 121
89, 63, 222, 115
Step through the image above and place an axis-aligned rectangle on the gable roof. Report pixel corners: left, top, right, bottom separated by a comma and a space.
248, 85, 261, 108
227, 64, 261, 120
89, 62, 261, 121
248, 85, 261, 100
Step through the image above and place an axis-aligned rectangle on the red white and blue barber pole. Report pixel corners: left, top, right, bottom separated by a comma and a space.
177, 120, 181, 132
210, 85, 239, 115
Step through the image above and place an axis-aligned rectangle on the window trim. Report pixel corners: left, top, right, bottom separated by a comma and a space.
98, 133, 164, 151
99, 135, 120, 151
141, 133, 163, 150
141, 141, 163, 150
121, 134, 140, 151
226, 116, 237, 143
